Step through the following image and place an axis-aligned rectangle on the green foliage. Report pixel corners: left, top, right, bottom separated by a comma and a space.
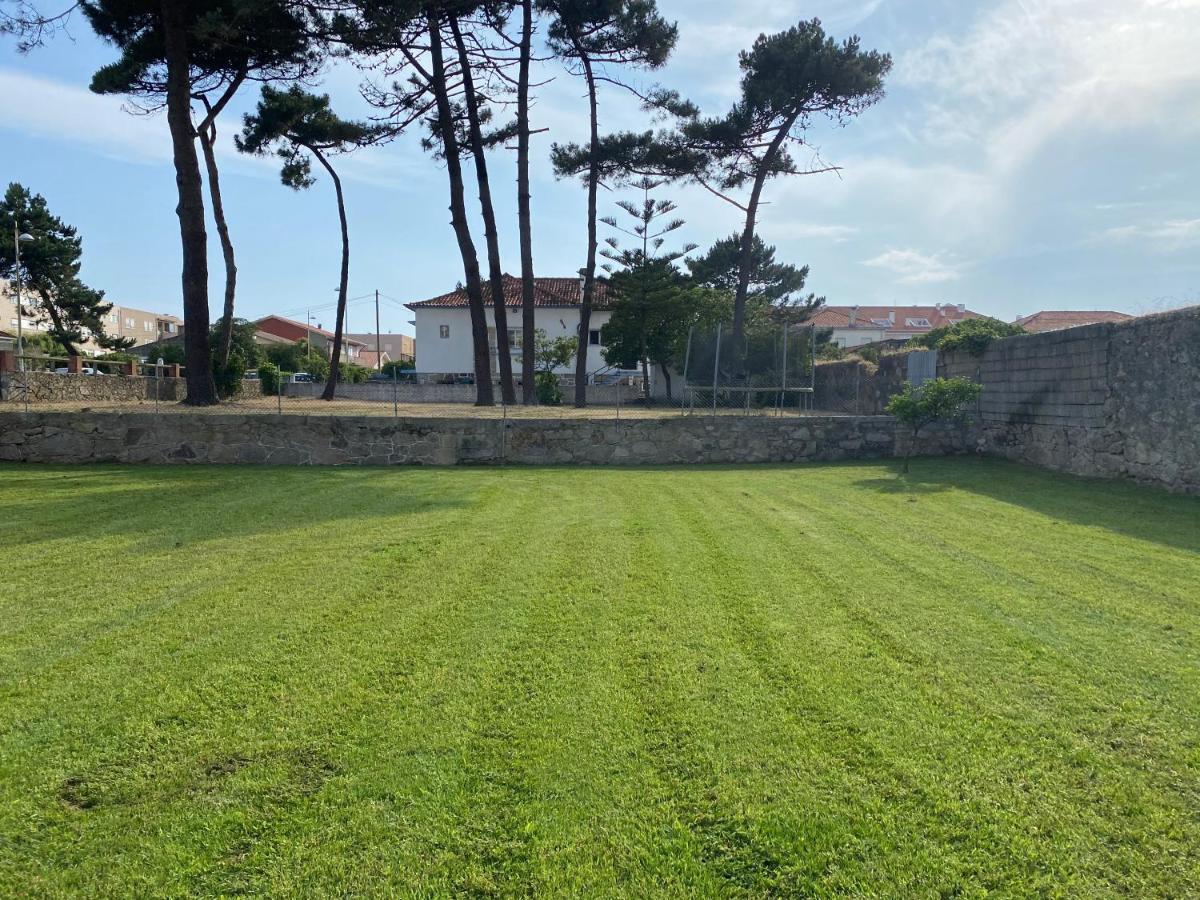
339, 364, 369, 384
381, 359, 415, 377
264, 340, 330, 382
258, 361, 281, 396
907, 318, 1025, 355
688, 234, 821, 321
533, 329, 577, 374
150, 342, 186, 366
213, 350, 247, 399
0, 182, 130, 356
237, 85, 385, 190
535, 370, 563, 405
816, 341, 846, 361
887, 376, 983, 438
209, 317, 263, 368
96, 351, 137, 362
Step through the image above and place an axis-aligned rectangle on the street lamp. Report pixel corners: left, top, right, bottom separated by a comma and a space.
13, 225, 34, 373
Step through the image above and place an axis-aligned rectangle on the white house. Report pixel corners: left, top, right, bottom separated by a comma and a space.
407, 275, 615, 377
808, 303, 986, 348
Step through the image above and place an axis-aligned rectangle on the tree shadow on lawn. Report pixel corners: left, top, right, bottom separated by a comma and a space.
854, 456, 1200, 555
0, 464, 477, 552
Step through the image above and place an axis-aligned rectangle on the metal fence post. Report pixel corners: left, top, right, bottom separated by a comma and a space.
276, 379, 283, 415
711, 322, 722, 418
392, 367, 399, 419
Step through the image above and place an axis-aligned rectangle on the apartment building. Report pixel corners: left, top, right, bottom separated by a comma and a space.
1, 283, 182, 356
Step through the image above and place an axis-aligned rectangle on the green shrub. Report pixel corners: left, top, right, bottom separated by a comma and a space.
259, 362, 281, 396
535, 371, 562, 405
908, 318, 1024, 355
886, 376, 983, 472
213, 350, 247, 399
381, 359, 415, 376
339, 364, 369, 384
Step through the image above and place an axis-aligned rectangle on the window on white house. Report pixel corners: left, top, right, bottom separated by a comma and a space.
439, 325, 450, 339
589, 329, 601, 346
508, 331, 523, 349
125, 317, 136, 328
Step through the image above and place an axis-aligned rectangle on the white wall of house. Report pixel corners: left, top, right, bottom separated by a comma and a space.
413, 306, 613, 375
829, 326, 888, 348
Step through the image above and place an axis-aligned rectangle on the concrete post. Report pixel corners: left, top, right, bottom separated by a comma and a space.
67, 354, 82, 374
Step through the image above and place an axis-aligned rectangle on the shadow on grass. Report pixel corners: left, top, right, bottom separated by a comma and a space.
0, 464, 477, 551
855, 456, 1200, 554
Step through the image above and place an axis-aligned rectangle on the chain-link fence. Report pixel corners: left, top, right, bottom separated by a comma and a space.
0, 336, 910, 419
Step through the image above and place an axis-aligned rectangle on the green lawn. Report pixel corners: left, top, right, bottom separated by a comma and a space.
1, 459, 1198, 897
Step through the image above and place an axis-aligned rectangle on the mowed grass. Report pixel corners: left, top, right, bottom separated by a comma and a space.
0, 459, 1198, 897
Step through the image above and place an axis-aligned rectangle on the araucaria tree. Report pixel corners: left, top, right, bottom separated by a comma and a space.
83, 0, 319, 378
544, 0, 677, 407
238, 85, 383, 401
684, 19, 890, 353
598, 177, 696, 402
0, 182, 132, 357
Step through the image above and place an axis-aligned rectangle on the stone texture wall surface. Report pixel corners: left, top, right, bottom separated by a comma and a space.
936, 306, 1199, 494
0, 412, 967, 467
814, 354, 907, 414
0, 372, 262, 403
283, 380, 640, 405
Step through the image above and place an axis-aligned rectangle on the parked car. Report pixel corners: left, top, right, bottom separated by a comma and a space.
289, 372, 315, 384
243, 370, 260, 381
53, 366, 107, 376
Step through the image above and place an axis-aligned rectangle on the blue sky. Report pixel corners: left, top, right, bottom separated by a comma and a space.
2, 0, 1198, 336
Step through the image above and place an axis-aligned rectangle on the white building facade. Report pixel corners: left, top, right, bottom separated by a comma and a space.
409, 276, 615, 377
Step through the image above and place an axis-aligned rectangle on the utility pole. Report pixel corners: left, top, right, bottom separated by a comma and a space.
13, 223, 23, 374
306, 307, 312, 357
374, 289, 382, 371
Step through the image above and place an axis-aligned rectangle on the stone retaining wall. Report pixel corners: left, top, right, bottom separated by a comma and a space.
0, 412, 968, 467
0, 372, 261, 403
282, 380, 641, 405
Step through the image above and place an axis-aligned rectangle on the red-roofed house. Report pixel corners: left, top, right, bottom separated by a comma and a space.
406, 275, 616, 374
1014, 310, 1134, 333
255, 315, 368, 364
809, 303, 988, 348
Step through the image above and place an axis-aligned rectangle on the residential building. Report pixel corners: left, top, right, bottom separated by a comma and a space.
1014, 310, 1134, 333
343, 332, 415, 369
808, 303, 986, 348
406, 275, 615, 376
1, 282, 182, 355
254, 315, 368, 364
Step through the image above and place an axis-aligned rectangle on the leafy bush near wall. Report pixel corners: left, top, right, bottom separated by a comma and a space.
340, 364, 370, 384
259, 362, 281, 396
909, 318, 1025, 355
536, 371, 563, 405
887, 376, 983, 471
214, 351, 247, 399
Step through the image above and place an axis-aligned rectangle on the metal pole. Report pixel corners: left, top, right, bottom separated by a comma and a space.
392, 366, 399, 418
374, 289, 383, 372
13, 223, 23, 374
276, 377, 282, 415
616, 376, 621, 420
711, 322, 722, 418
681, 326, 693, 417
780, 324, 789, 418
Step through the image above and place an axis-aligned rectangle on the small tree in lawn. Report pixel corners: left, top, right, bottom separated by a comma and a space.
886, 377, 982, 473
237, 86, 384, 402
532, 328, 577, 405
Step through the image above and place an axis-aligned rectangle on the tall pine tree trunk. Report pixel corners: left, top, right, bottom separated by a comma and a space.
517, 0, 536, 404
732, 119, 795, 356
197, 121, 237, 369
450, 16, 515, 405
427, 10, 493, 405
160, 0, 216, 405
572, 43, 599, 408
313, 148, 349, 402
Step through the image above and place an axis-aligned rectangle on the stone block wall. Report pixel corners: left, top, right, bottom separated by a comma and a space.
0, 372, 261, 404
936, 306, 1199, 493
814, 354, 907, 414
282, 380, 641, 406
0, 412, 968, 467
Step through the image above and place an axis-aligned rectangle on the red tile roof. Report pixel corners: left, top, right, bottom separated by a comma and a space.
1014, 310, 1134, 333
809, 304, 986, 333
255, 315, 368, 345
407, 275, 614, 310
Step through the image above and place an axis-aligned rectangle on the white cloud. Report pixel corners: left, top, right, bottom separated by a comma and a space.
862, 248, 963, 283
1093, 218, 1200, 251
